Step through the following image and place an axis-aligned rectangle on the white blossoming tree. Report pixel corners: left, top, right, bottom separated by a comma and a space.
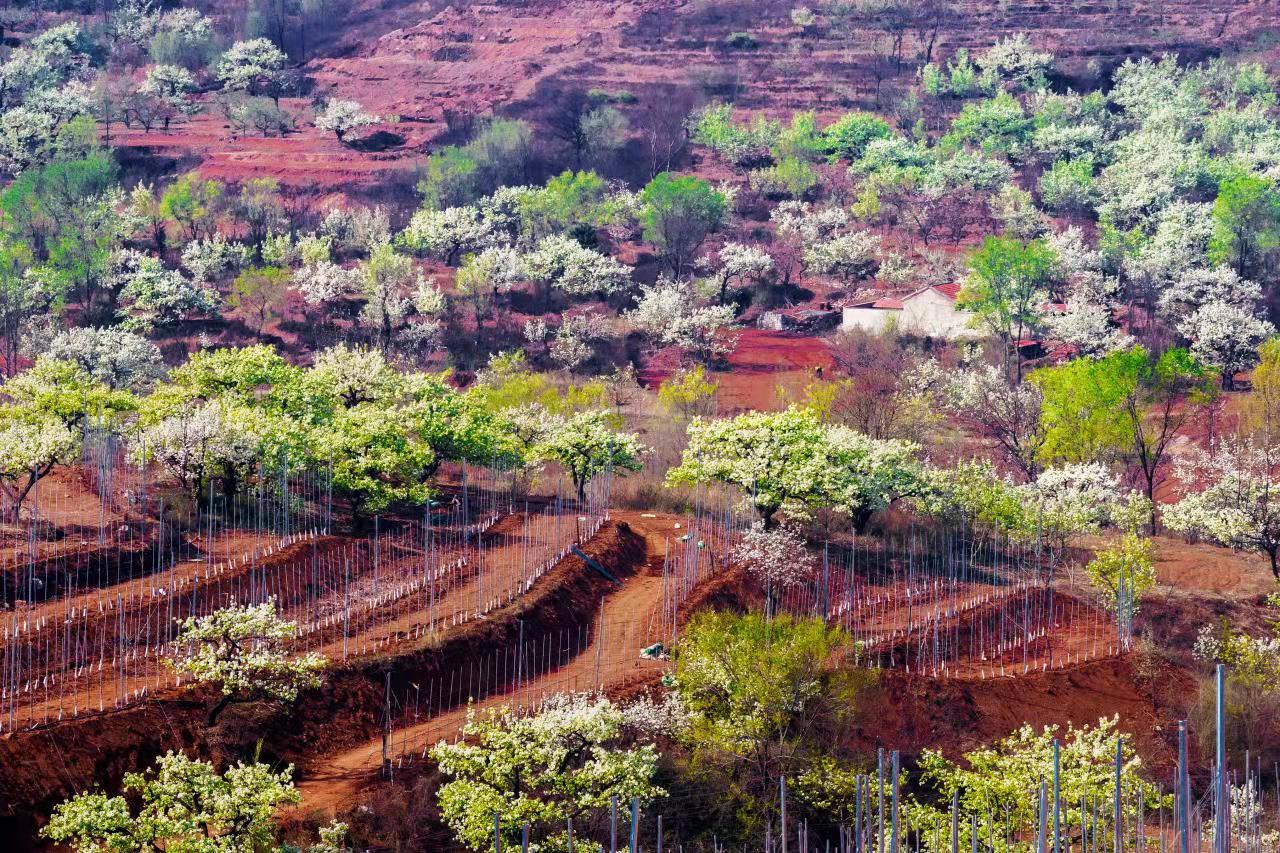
522, 234, 631, 304
703, 242, 774, 305
0, 413, 78, 522
116, 252, 219, 332
168, 597, 326, 725
432, 693, 664, 853
43, 326, 163, 391
535, 410, 645, 502
1164, 437, 1280, 579
735, 522, 817, 614
1181, 300, 1274, 389
181, 235, 252, 284
215, 39, 288, 102
138, 64, 199, 132
42, 751, 302, 853
400, 204, 498, 265
669, 407, 922, 531
315, 98, 379, 143
909, 360, 1046, 479
627, 278, 737, 363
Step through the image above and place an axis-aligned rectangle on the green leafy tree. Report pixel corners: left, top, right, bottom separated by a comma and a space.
160, 172, 224, 241
42, 751, 300, 853
432, 694, 664, 853
1209, 172, 1280, 280
229, 265, 290, 338
535, 409, 644, 502
1031, 347, 1214, 530
1086, 534, 1157, 612
674, 611, 856, 835
640, 172, 728, 276
959, 234, 1056, 381
658, 364, 719, 420
168, 597, 326, 725
822, 112, 894, 162
0, 237, 42, 376
312, 403, 435, 522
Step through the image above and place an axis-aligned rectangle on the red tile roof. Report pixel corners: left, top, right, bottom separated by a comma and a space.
933, 282, 962, 300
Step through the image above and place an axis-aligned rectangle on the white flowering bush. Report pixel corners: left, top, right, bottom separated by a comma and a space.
701, 242, 774, 304
181, 235, 252, 283
168, 597, 326, 725
432, 692, 664, 853
1046, 299, 1134, 357
116, 254, 219, 332
734, 521, 818, 593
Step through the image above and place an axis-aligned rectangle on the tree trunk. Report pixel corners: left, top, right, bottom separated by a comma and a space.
206, 694, 234, 727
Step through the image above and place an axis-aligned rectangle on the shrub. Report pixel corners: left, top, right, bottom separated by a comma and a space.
749, 156, 818, 199
725, 31, 758, 49
821, 112, 894, 162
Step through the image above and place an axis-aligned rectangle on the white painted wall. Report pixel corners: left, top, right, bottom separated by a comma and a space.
841, 306, 898, 334
900, 290, 975, 339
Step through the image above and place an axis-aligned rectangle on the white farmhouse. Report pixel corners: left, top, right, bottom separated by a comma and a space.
841, 283, 977, 339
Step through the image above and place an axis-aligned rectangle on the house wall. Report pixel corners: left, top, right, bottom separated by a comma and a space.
841, 306, 899, 333
900, 290, 975, 339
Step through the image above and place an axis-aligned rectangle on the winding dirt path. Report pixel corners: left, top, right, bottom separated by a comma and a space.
294, 511, 683, 814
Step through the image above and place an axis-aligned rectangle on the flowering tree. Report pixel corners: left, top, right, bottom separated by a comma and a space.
1181, 300, 1274, 389
734, 522, 817, 613
0, 412, 78, 522
42, 751, 302, 853
169, 597, 326, 725
432, 694, 664, 853
522, 234, 631, 303
215, 39, 288, 102
535, 410, 644, 502
626, 278, 736, 363
1019, 462, 1149, 569
116, 253, 219, 331
909, 360, 1046, 479
669, 407, 920, 530
903, 717, 1166, 853
702, 242, 774, 305
131, 400, 262, 505
667, 408, 829, 528
1164, 437, 1280, 579
315, 98, 379, 143
400, 204, 498, 265
43, 326, 163, 391
358, 242, 418, 349
138, 64, 199, 132
674, 611, 850, 831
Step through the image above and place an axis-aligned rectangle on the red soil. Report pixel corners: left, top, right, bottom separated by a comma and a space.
640, 329, 834, 413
